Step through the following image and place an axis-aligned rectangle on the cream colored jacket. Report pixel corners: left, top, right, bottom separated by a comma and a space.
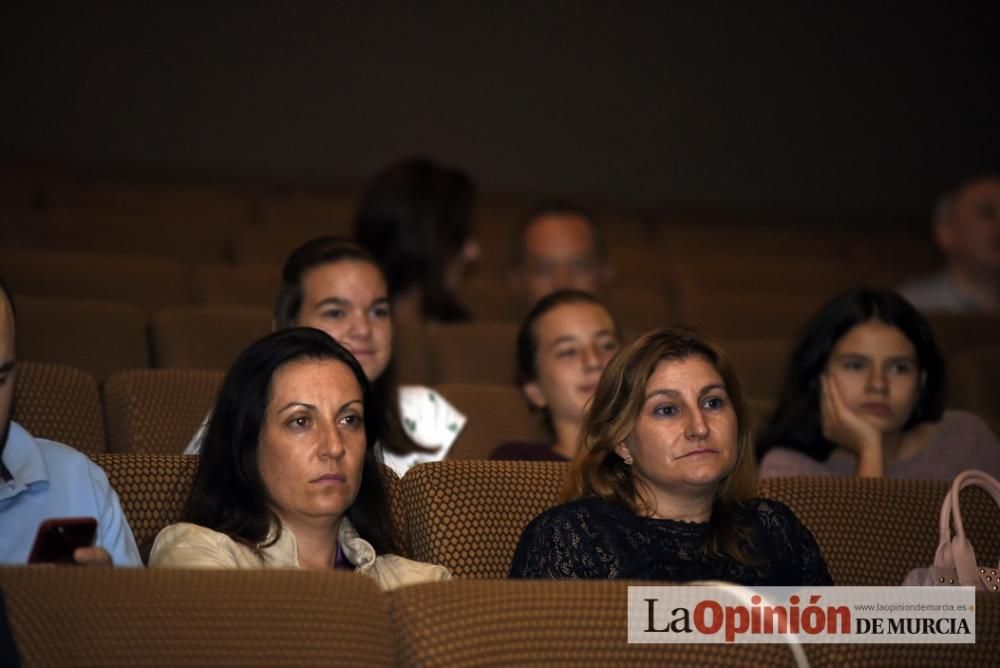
149, 517, 450, 591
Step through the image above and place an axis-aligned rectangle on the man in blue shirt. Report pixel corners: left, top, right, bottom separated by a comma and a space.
0, 277, 141, 566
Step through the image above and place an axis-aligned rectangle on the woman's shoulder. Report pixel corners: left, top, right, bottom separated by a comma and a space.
149, 522, 261, 568
937, 409, 998, 439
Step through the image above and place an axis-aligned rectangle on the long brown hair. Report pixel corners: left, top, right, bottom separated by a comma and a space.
564, 327, 758, 564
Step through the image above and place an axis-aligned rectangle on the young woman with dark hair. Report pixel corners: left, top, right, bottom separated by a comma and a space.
185, 237, 465, 476
152, 328, 450, 588
510, 328, 830, 585
353, 157, 479, 325
489, 289, 620, 462
757, 288, 999, 479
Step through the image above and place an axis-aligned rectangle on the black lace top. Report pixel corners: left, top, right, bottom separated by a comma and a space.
509, 496, 832, 586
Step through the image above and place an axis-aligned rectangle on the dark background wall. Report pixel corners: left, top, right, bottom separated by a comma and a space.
1, 1, 997, 217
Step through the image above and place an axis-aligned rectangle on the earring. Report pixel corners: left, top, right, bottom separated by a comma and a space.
622, 453, 633, 465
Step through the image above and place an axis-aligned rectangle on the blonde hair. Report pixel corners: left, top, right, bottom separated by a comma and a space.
563, 327, 758, 563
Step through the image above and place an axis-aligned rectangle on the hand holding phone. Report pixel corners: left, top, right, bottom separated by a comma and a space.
27, 517, 98, 565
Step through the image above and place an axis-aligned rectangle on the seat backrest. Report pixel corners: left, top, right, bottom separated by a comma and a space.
0, 568, 392, 668
721, 337, 794, 402
191, 262, 279, 308
757, 476, 1000, 586
401, 460, 569, 578
17, 296, 149, 380
12, 361, 106, 453
435, 383, 549, 460
926, 313, 1000, 357
90, 452, 198, 549
428, 321, 519, 384
392, 579, 801, 667
150, 305, 271, 370
102, 369, 224, 453
0, 248, 190, 310
948, 345, 1000, 432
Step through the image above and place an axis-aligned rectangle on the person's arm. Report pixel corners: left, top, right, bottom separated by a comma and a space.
89, 462, 142, 567
820, 375, 885, 477
758, 448, 832, 479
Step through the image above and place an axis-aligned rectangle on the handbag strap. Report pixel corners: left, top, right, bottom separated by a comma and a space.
935, 469, 1000, 585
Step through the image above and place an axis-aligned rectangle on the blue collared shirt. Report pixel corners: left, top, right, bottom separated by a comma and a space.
0, 421, 141, 566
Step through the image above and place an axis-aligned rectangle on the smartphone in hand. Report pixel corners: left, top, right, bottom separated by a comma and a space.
27, 517, 98, 564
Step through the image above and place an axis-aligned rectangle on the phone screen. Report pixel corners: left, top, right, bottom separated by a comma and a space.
27, 517, 98, 564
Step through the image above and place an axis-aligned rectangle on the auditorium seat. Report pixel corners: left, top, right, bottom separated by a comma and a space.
392, 321, 437, 386
0, 569, 393, 668
12, 361, 106, 453
455, 278, 522, 322
948, 345, 1000, 432
0, 248, 190, 310
605, 284, 677, 337
401, 461, 1000, 587
428, 321, 519, 384
401, 460, 567, 578
926, 313, 1000, 357
17, 296, 149, 380
102, 369, 224, 454
255, 191, 356, 231
434, 383, 548, 460
233, 223, 343, 265
40, 206, 239, 263
721, 337, 793, 402
150, 305, 271, 370
678, 293, 817, 342
191, 262, 279, 307
89, 453, 198, 550
392, 579, 803, 667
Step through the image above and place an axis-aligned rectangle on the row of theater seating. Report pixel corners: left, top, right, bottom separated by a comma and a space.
3, 459, 997, 665
13, 351, 1000, 459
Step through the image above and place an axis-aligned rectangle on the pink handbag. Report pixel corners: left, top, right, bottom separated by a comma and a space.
903, 469, 1000, 591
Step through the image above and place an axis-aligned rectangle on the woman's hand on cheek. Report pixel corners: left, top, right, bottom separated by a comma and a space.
820, 375, 884, 477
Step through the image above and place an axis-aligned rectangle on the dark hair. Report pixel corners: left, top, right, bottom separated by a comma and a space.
183, 327, 397, 555
354, 157, 475, 322
0, 276, 15, 322
756, 289, 946, 462
512, 200, 607, 267
274, 236, 428, 458
565, 327, 758, 564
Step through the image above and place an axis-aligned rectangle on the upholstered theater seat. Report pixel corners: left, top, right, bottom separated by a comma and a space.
12, 361, 106, 453
392, 579, 803, 667
102, 369, 224, 454
17, 296, 149, 380
401, 460, 569, 578
0, 568, 392, 668
428, 322, 519, 385
758, 476, 1000, 587
89, 453, 198, 552
150, 306, 271, 370
434, 383, 548, 460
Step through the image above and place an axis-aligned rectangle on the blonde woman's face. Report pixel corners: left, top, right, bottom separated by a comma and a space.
616, 357, 738, 510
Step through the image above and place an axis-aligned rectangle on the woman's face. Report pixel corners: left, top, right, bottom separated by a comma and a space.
295, 259, 393, 381
616, 356, 738, 508
523, 302, 620, 428
825, 319, 922, 435
258, 359, 367, 529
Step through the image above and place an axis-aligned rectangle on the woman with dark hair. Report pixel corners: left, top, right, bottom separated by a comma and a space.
510, 328, 830, 585
152, 328, 450, 588
185, 237, 465, 476
354, 157, 478, 324
757, 289, 999, 479
489, 289, 620, 461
